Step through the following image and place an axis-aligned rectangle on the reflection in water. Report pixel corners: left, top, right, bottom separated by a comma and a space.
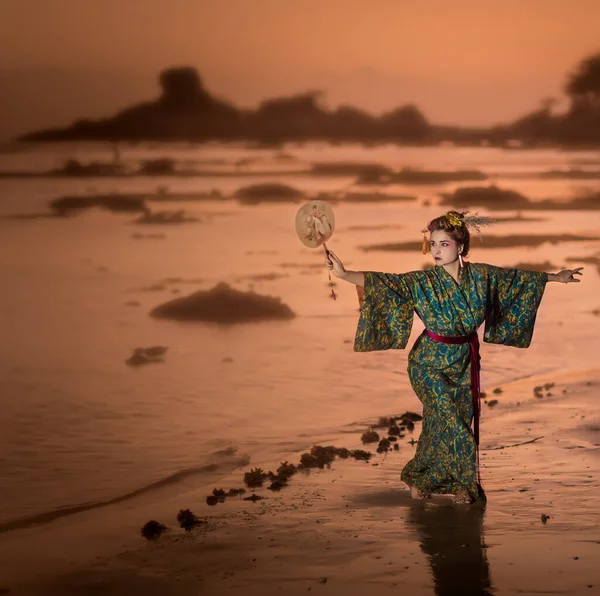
407, 504, 494, 596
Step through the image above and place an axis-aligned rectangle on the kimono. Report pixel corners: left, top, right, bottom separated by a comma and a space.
354, 262, 547, 501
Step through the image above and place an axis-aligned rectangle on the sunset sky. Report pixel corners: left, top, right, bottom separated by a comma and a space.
1, 0, 600, 140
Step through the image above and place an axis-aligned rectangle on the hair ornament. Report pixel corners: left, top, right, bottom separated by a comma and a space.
445, 211, 463, 227
461, 212, 497, 242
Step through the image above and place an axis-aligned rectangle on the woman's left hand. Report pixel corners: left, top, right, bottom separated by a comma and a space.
553, 267, 584, 283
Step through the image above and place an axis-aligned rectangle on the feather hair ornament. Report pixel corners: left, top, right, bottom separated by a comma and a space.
460, 212, 497, 241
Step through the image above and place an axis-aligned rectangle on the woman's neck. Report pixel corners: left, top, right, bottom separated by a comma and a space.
443, 259, 461, 282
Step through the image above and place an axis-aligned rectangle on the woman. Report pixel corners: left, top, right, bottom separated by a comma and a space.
326, 211, 583, 505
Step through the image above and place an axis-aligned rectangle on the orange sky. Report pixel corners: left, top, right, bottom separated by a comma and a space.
1, 0, 600, 139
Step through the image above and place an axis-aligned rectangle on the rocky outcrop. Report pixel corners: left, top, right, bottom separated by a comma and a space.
149, 283, 295, 324
19, 60, 600, 146
22, 67, 242, 142
18, 67, 433, 143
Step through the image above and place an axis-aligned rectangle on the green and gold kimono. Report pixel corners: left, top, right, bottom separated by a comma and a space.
354, 262, 547, 501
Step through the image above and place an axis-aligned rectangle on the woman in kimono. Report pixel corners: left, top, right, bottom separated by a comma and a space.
326, 211, 583, 505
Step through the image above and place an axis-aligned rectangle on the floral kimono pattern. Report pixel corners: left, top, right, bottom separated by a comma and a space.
354, 262, 547, 500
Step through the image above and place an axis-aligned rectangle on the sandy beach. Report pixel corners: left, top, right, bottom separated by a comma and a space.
1, 141, 599, 596
2, 365, 599, 595
4, 3, 600, 593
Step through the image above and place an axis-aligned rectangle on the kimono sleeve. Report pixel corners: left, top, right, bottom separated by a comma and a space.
354, 271, 415, 352
483, 266, 547, 348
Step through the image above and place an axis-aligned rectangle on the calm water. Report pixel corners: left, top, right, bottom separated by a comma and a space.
1, 142, 599, 525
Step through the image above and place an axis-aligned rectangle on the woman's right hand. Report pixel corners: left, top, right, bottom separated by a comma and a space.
325, 250, 346, 278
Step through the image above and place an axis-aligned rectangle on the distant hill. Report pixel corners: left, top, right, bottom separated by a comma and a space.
18, 54, 600, 147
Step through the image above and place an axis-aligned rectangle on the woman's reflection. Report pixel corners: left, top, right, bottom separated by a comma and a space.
407, 503, 494, 596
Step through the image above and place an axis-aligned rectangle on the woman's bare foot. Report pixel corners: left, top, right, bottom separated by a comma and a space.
452, 488, 474, 505
410, 485, 432, 500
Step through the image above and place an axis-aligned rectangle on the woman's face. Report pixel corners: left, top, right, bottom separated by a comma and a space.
430, 230, 463, 266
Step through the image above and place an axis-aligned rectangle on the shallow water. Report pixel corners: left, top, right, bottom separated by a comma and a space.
0, 142, 599, 525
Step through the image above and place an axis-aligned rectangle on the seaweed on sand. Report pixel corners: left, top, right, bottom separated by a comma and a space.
350, 449, 372, 462
176, 509, 205, 531
361, 428, 380, 444
377, 438, 392, 454
244, 468, 269, 488
141, 520, 167, 540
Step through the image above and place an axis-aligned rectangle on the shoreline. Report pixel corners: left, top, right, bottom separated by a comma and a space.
2, 367, 599, 594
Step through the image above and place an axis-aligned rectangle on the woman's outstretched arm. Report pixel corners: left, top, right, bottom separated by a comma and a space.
325, 250, 365, 287
547, 267, 584, 283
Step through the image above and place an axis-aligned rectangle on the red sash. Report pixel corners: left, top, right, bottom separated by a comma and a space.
425, 330, 482, 483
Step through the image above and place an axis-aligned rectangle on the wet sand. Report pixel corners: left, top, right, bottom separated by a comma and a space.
2, 368, 599, 595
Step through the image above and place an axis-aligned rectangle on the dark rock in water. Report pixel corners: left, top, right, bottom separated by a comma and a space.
387, 435, 397, 442
133, 209, 200, 224
243, 494, 264, 502
205, 495, 219, 506
393, 443, 400, 451
51, 159, 127, 177
49, 194, 148, 216
233, 183, 305, 205
149, 282, 295, 324
176, 509, 205, 531
141, 346, 168, 358
541, 513, 550, 524
360, 168, 487, 186
487, 399, 499, 408
310, 162, 394, 180
343, 191, 416, 203
440, 185, 529, 210
126, 346, 168, 366
141, 520, 167, 540
139, 158, 177, 175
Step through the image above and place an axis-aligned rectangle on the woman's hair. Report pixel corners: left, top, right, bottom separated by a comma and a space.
426, 210, 471, 256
